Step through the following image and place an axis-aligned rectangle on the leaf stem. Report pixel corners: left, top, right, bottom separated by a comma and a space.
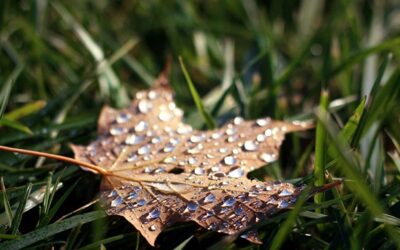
0, 145, 109, 176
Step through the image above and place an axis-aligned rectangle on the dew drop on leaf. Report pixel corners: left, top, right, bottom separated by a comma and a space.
111, 196, 123, 207
223, 155, 236, 165
228, 167, 244, 178
222, 196, 236, 207
204, 193, 216, 203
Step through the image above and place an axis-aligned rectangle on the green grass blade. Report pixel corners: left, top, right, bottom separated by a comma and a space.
0, 66, 23, 120
269, 187, 311, 250
10, 182, 32, 234
0, 211, 107, 250
0, 118, 33, 134
179, 57, 216, 129
314, 90, 329, 208
0, 177, 13, 227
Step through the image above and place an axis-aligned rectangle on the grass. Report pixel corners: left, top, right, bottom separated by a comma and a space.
1, 1, 400, 249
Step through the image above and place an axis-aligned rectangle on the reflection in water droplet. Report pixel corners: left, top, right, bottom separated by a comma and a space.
278, 200, 289, 209
158, 110, 173, 122
265, 129, 273, 136
234, 206, 244, 216
278, 189, 293, 196
256, 134, 265, 142
233, 117, 244, 125
243, 140, 258, 151
116, 113, 132, 123
208, 223, 217, 231
151, 136, 162, 144
149, 225, 157, 231
163, 143, 175, 153
259, 153, 276, 163
190, 134, 205, 143
256, 118, 270, 126
228, 167, 244, 178
211, 165, 220, 172
138, 100, 152, 113
223, 155, 236, 165
136, 199, 147, 207
194, 167, 205, 175
177, 124, 192, 134
110, 127, 126, 136
222, 196, 236, 207
188, 157, 197, 165
138, 145, 151, 155
204, 193, 216, 203
127, 153, 138, 162
108, 190, 117, 197
186, 201, 199, 212
147, 209, 161, 219
163, 156, 177, 164
135, 121, 148, 132
111, 196, 123, 207
211, 132, 222, 140
128, 192, 138, 200
125, 135, 145, 145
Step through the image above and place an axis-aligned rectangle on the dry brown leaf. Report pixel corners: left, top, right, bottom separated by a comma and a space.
70, 81, 313, 246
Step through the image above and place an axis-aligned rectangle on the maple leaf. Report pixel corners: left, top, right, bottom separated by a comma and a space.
68, 79, 314, 246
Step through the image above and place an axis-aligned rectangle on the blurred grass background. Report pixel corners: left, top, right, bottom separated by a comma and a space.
1, 0, 400, 249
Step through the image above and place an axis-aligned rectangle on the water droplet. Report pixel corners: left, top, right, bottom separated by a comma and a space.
278, 200, 289, 209
148, 90, 157, 99
256, 118, 270, 126
135, 121, 148, 132
278, 189, 293, 196
186, 201, 199, 212
211, 132, 222, 140
194, 167, 205, 175
163, 143, 175, 153
188, 157, 197, 165
228, 167, 244, 178
127, 153, 138, 162
110, 127, 126, 136
108, 190, 117, 197
233, 117, 244, 125
190, 134, 205, 143
243, 140, 258, 151
177, 124, 192, 134
264, 129, 273, 136
111, 196, 123, 207
144, 167, 153, 173
116, 113, 132, 123
223, 155, 236, 165
128, 192, 138, 200
138, 145, 151, 155
259, 153, 276, 163
256, 134, 265, 142
226, 127, 236, 136
136, 199, 147, 207
219, 148, 228, 154
154, 167, 165, 174
163, 156, 177, 164
169, 138, 179, 145
151, 136, 162, 144
138, 100, 152, 113
222, 196, 236, 207
208, 223, 217, 231
147, 209, 161, 219
149, 225, 157, 231
211, 165, 220, 172
234, 206, 244, 216
158, 110, 173, 122
125, 135, 145, 145
227, 135, 238, 142
204, 193, 216, 203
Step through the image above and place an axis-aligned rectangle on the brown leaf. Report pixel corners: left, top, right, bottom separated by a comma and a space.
70, 83, 313, 246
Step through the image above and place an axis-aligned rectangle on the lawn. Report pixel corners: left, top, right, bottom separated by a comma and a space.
1, 1, 400, 249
